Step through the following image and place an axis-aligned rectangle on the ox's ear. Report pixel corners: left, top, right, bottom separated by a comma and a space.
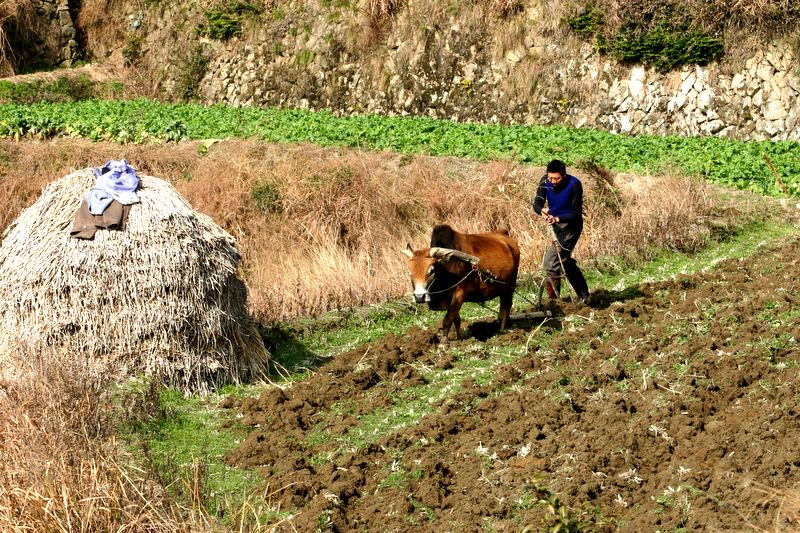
401, 243, 414, 258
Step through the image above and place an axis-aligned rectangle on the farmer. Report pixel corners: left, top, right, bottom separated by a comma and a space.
532, 159, 591, 304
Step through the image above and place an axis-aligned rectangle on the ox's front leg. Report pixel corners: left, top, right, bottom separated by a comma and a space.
453, 314, 462, 339
439, 295, 464, 348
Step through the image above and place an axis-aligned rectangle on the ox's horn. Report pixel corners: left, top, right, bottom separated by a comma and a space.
429, 247, 480, 266
401, 243, 414, 258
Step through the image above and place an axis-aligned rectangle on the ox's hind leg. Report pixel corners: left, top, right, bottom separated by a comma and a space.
498, 292, 513, 330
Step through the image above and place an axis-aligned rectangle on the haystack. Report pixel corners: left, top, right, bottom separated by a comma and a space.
0, 168, 269, 393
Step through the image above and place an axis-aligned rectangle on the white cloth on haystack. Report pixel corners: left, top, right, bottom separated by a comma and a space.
85, 159, 140, 215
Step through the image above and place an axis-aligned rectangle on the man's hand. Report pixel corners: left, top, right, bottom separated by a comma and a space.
542, 211, 559, 224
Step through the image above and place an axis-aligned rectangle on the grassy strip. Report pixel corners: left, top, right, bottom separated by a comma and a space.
585, 220, 798, 291
1, 99, 799, 195
0, 75, 123, 104
115, 379, 287, 528
307, 341, 532, 460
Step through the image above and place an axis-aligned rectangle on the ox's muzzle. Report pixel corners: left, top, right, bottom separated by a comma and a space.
411, 270, 435, 304
412, 291, 429, 304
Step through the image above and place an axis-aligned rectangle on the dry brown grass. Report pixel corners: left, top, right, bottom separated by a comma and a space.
582, 172, 717, 260
527, 0, 571, 36
692, 0, 800, 30
75, 0, 129, 60
574, 0, 800, 36
0, 349, 200, 531
0, 138, 764, 326
0, 0, 34, 76
490, 16, 529, 63
365, 0, 403, 18
753, 485, 800, 532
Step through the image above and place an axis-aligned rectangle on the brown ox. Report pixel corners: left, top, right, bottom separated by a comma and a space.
402, 224, 520, 346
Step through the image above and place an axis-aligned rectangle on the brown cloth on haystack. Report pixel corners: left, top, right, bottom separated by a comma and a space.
70, 199, 132, 240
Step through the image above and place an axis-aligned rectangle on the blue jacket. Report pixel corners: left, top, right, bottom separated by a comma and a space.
532, 174, 583, 227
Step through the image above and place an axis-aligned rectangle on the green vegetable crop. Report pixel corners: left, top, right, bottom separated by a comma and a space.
1, 99, 798, 196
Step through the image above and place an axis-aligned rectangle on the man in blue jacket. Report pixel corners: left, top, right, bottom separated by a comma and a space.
532, 159, 590, 304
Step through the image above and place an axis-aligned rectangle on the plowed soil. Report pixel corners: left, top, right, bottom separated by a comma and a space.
226, 235, 800, 532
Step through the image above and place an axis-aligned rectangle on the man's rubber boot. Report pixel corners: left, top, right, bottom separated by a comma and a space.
545, 277, 561, 299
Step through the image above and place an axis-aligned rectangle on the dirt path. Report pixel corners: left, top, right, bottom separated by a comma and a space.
2, 62, 123, 84
226, 235, 800, 531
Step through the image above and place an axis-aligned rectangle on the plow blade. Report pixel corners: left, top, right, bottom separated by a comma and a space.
509, 310, 552, 328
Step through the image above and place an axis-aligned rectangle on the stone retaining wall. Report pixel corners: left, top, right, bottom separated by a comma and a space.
14, 0, 78, 71
199, 31, 798, 141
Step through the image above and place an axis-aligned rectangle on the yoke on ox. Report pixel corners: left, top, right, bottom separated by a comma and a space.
402, 224, 521, 347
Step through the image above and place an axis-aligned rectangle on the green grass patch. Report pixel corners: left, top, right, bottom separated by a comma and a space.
114, 378, 285, 528
586, 221, 799, 291
0, 75, 113, 104
197, 0, 264, 40
565, 3, 724, 71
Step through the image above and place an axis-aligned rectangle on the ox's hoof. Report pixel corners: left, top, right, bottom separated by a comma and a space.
432, 333, 449, 350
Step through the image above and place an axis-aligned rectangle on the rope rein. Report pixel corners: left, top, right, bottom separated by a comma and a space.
422, 182, 577, 303
425, 268, 480, 295
425, 264, 517, 295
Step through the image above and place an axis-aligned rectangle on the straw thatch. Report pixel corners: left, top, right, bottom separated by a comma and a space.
0, 168, 269, 393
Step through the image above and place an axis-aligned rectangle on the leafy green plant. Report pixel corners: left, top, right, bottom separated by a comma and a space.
530, 485, 586, 532
175, 45, 210, 101
565, 5, 724, 70
251, 181, 283, 213
122, 33, 144, 66
49, 75, 94, 100
198, 9, 240, 39
0, 81, 38, 104
566, 4, 604, 38
25, 115, 57, 139
163, 120, 188, 142
612, 23, 724, 70
0, 75, 95, 104
197, 1, 264, 40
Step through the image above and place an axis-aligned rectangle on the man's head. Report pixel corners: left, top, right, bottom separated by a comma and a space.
546, 159, 567, 185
